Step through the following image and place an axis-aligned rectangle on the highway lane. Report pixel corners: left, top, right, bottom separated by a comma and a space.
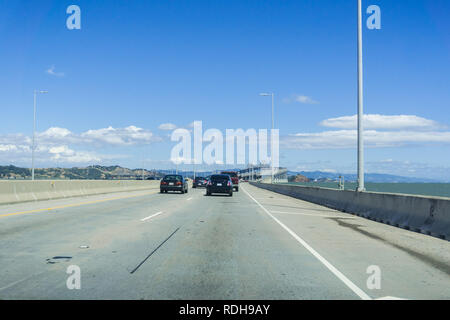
0, 183, 449, 300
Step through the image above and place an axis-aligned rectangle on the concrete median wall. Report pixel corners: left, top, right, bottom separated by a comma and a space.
250, 182, 450, 240
0, 180, 160, 205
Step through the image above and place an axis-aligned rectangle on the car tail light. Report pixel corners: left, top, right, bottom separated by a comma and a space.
176, 181, 182, 185
207, 181, 212, 186
161, 181, 167, 185
227, 181, 232, 186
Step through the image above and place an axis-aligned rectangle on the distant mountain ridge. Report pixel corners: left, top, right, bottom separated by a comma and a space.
0, 165, 445, 183
287, 171, 443, 183
0, 165, 163, 180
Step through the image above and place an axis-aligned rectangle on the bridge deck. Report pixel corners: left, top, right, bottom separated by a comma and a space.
0, 183, 448, 299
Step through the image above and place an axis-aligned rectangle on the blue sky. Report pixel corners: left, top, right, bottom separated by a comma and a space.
0, 0, 449, 180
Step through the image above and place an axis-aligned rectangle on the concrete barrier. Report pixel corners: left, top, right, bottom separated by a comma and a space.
0, 180, 160, 205
250, 182, 450, 240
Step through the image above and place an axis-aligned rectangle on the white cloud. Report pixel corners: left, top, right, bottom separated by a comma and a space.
283, 94, 319, 105
158, 123, 177, 131
31, 126, 156, 147
0, 125, 160, 165
0, 142, 103, 165
296, 95, 319, 104
320, 114, 443, 130
281, 114, 450, 150
49, 146, 100, 163
41, 127, 72, 138
46, 65, 65, 77
47, 145, 101, 163
80, 126, 155, 146
282, 130, 450, 150
38, 127, 77, 145
0, 144, 18, 152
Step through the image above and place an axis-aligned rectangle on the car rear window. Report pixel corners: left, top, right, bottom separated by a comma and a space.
195, 177, 205, 181
164, 175, 182, 181
211, 175, 230, 182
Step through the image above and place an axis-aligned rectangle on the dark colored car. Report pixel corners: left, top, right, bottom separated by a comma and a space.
193, 176, 207, 188
160, 175, 188, 194
220, 171, 239, 191
206, 174, 233, 196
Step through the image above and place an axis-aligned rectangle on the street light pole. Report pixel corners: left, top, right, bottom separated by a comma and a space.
193, 163, 196, 180
357, 0, 365, 192
271, 93, 274, 133
260, 92, 275, 184
31, 90, 48, 181
271, 93, 274, 184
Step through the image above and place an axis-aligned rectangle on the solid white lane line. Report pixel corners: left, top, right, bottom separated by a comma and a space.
241, 186, 372, 300
141, 211, 163, 222
376, 296, 407, 300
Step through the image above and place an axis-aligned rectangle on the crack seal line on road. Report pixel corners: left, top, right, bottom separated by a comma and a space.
130, 227, 181, 274
241, 185, 372, 300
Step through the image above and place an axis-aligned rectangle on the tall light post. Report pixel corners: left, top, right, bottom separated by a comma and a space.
193, 161, 197, 180
31, 90, 48, 181
259, 92, 275, 183
357, 0, 365, 192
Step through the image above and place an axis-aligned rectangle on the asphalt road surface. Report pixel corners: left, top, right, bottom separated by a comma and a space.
0, 183, 449, 300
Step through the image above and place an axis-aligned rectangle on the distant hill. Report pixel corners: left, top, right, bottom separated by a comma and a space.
0, 165, 165, 180
287, 171, 443, 183
1, 165, 444, 183
288, 174, 310, 183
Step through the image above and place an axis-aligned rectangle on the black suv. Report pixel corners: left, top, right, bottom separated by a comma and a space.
160, 175, 188, 194
206, 174, 233, 197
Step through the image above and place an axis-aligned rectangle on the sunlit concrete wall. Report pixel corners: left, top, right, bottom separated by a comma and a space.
250, 182, 450, 240
0, 180, 160, 205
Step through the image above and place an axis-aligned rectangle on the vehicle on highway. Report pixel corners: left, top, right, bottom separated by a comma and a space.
193, 176, 208, 188
160, 174, 188, 194
206, 174, 233, 196
220, 171, 239, 191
